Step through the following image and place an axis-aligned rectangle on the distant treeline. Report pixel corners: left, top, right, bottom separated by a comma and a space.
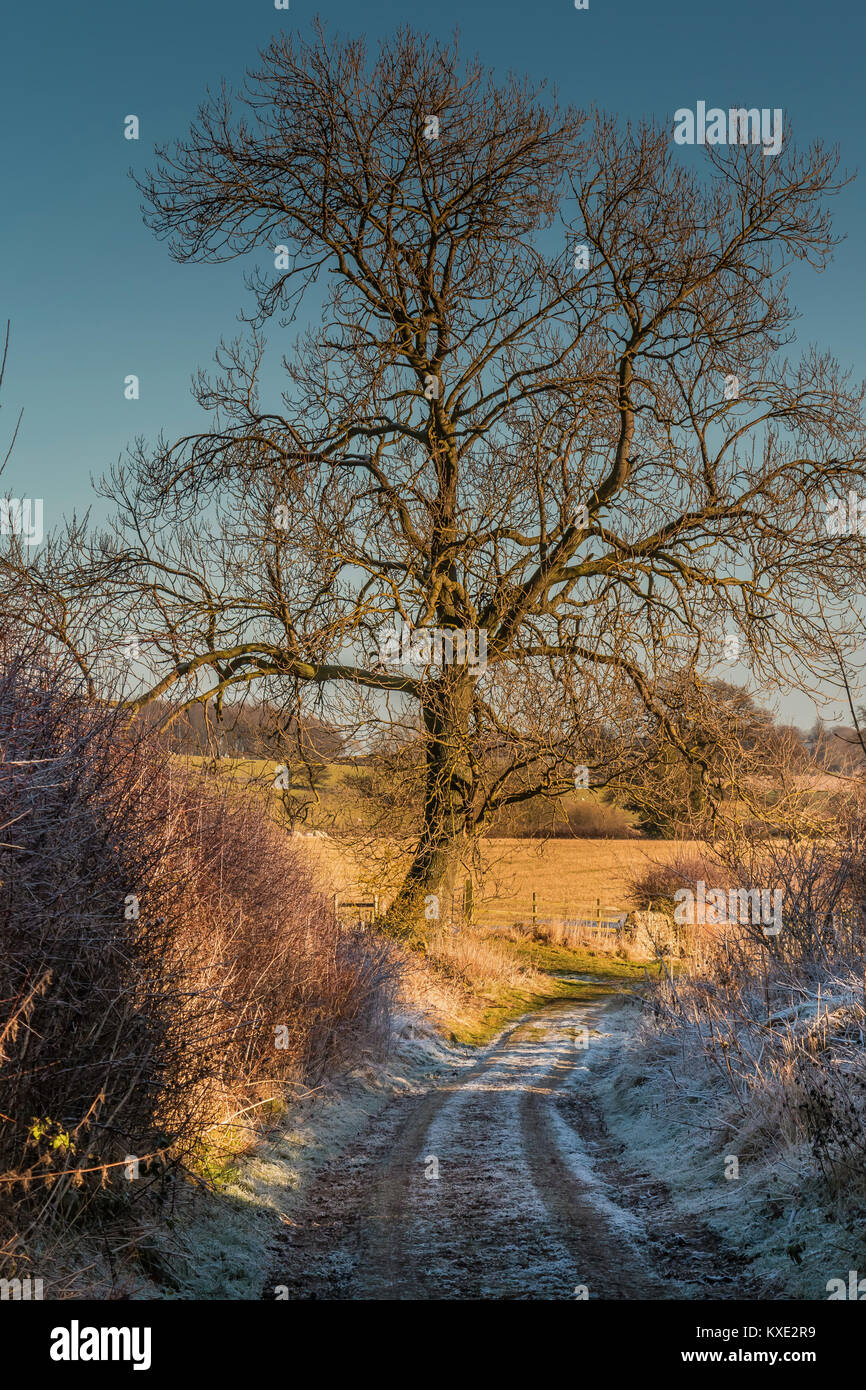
136, 693, 864, 778
137, 700, 344, 761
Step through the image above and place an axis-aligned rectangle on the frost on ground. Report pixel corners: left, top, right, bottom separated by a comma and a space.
159, 979, 862, 1300
261, 996, 764, 1300
595, 992, 866, 1301
145, 1013, 463, 1300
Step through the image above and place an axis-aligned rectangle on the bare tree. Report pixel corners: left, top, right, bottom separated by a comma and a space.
10, 26, 866, 925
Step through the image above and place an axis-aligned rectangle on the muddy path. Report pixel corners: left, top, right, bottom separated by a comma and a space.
265, 995, 766, 1300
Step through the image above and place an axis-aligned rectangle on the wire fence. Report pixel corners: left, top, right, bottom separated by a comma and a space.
333, 885, 629, 934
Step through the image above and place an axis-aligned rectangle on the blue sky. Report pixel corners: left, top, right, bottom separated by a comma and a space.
1, 0, 864, 723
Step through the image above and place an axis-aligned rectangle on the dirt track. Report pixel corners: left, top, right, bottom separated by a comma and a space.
265, 996, 764, 1300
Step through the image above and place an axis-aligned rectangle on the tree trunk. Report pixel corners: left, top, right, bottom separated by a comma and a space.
387, 672, 473, 934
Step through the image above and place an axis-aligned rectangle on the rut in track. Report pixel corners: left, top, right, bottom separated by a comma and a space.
265, 997, 765, 1300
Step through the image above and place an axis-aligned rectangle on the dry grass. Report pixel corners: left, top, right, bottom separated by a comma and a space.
493, 915, 663, 964
473, 838, 708, 922
424, 923, 544, 992
636, 835, 866, 1209
381, 920, 552, 1045
649, 941, 866, 1195
178, 756, 703, 931
295, 833, 710, 921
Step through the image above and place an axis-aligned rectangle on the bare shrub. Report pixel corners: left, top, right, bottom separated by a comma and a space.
627, 845, 722, 912
0, 646, 396, 1278
491, 796, 638, 839
0, 650, 187, 1244
713, 833, 866, 964
639, 831, 866, 1201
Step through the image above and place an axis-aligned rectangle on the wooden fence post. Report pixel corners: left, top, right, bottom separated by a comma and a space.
464, 878, 473, 924
532, 890, 537, 925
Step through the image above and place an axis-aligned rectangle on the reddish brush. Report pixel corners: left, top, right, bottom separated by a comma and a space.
0, 646, 396, 1267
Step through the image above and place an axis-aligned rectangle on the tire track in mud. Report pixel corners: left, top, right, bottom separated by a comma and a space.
266, 996, 763, 1301
519, 1029, 664, 1298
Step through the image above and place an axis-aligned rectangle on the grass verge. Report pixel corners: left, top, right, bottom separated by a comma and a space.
424, 928, 657, 1046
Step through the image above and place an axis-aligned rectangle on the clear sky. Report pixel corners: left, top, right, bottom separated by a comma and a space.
2, 0, 864, 725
